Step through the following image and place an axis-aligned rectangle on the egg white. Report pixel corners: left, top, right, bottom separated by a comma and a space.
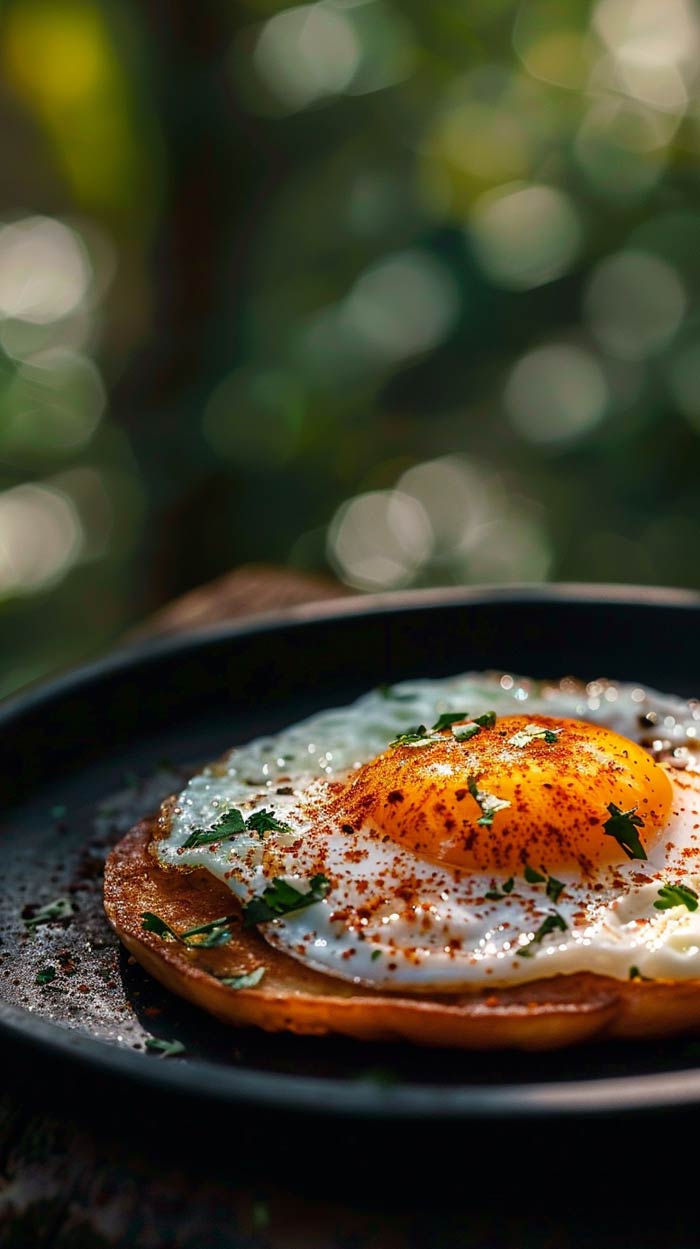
155, 674, 700, 990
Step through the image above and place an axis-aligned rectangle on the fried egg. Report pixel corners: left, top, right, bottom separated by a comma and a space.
155, 674, 700, 991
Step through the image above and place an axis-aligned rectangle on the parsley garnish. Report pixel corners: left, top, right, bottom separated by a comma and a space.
141, 911, 238, 947
183, 806, 291, 848
219, 967, 266, 989
524, 865, 546, 884
145, 1037, 186, 1058
371, 949, 382, 961
546, 875, 565, 904
35, 966, 57, 985
467, 775, 511, 827
141, 912, 180, 941
24, 898, 74, 930
432, 711, 470, 732
245, 809, 292, 836
183, 808, 245, 848
509, 723, 561, 748
654, 883, 699, 912
523, 865, 565, 902
485, 877, 515, 900
389, 725, 432, 748
179, 916, 236, 947
473, 711, 497, 728
517, 911, 568, 957
602, 803, 647, 861
629, 965, 653, 981
451, 722, 481, 742
242, 874, 331, 928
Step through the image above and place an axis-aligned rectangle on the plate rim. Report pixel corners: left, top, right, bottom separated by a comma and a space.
5, 579, 700, 1122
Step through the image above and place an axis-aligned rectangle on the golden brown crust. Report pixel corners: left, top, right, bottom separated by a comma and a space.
103, 818, 700, 1050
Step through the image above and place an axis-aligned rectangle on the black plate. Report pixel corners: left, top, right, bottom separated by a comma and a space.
4, 583, 700, 1129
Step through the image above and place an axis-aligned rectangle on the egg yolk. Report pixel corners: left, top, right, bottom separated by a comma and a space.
339, 714, 673, 876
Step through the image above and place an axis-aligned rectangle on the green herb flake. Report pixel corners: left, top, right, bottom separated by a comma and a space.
242, 873, 331, 929
653, 882, 699, 912
245, 809, 292, 837
546, 875, 565, 904
467, 775, 511, 827
24, 898, 74, 931
451, 722, 480, 742
524, 864, 546, 884
145, 1037, 186, 1058
35, 966, 57, 985
517, 911, 568, 958
182, 808, 246, 848
219, 966, 266, 989
142, 911, 238, 948
432, 711, 470, 732
473, 711, 497, 729
178, 914, 238, 948
371, 949, 382, 961
389, 725, 433, 748
141, 911, 180, 942
602, 803, 647, 861
509, 723, 561, 748
485, 877, 515, 901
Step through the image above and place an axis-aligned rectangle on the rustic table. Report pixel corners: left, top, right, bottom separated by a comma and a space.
1, 568, 697, 1247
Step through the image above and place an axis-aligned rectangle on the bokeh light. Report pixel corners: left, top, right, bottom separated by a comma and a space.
3, 0, 700, 699
584, 250, 686, 359
505, 345, 609, 444
0, 483, 82, 597
328, 489, 433, 590
468, 183, 581, 289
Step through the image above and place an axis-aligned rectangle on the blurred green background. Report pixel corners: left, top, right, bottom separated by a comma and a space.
2, 0, 700, 698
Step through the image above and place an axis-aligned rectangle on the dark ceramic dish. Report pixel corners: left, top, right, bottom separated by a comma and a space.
3, 584, 700, 1139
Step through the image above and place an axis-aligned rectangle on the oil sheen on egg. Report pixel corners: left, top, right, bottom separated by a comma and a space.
155, 674, 700, 990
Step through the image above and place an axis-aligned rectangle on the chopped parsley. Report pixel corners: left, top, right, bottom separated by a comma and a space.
179, 916, 236, 948
183, 806, 291, 848
432, 711, 470, 732
509, 723, 561, 748
141, 911, 237, 948
523, 865, 565, 902
389, 725, 432, 748
473, 711, 497, 728
35, 966, 57, 985
24, 897, 74, 931
602, 803, 647, 861
183, 808, 245, 848
629, 966, 653, 981
524, 865, 546, 884
371, 949, 382, 961
245, 809, 292, 837
485, 877, 515, 900
145, 1037, 186, 1058
141, 912, 180, 941
546, 875, 565, 904
467, 775, 511, 827
219, 967, 266, 989
451, 722, 481, 742
517, 911, 568, 957
242, 874, 331, 928
653, 882, 699, 912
